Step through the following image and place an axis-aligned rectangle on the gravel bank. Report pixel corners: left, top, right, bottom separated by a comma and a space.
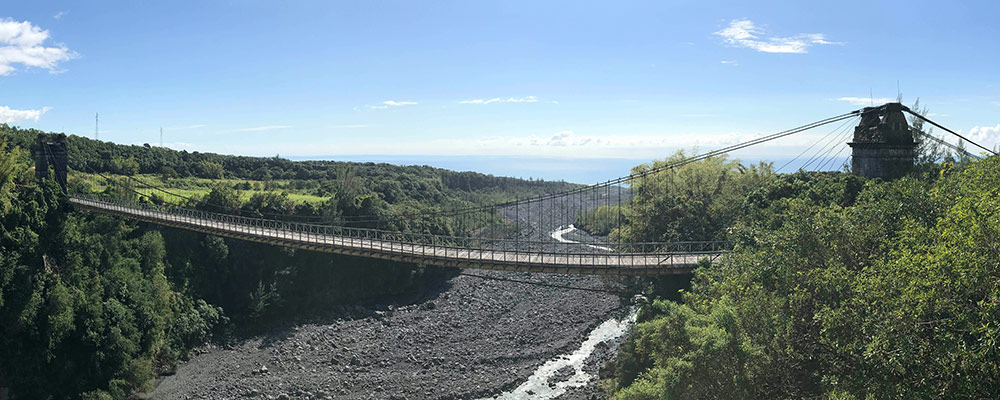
142, 269, 628, 400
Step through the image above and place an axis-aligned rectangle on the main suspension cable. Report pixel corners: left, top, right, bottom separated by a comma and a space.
72, 110, 862, 226
903, 109, 997, 156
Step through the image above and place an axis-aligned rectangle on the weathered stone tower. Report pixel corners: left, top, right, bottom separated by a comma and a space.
34, 133, 69, 192
848, 102, 916, 179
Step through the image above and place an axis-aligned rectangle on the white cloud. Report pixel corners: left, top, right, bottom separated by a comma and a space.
0, 105, 50, 123
53, 11, 68, 20
367, 100, 417, 109
233, 125, 292, 132
837, 96, 895, 106
715, 19, 837, 54
459, 96, 539, 105
720, 60, 738, 66
968, 124, 1000, 151
0, 18, 76, 75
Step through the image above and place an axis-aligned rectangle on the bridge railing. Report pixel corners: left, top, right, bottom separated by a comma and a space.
70, 195, 729, 267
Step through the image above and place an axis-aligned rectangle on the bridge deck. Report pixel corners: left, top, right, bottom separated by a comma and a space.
70, 197, 719, 276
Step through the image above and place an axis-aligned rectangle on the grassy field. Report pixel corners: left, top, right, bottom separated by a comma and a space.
70, 172, 330, 205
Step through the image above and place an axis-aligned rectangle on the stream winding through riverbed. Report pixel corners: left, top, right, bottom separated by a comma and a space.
482, 226, 637, 399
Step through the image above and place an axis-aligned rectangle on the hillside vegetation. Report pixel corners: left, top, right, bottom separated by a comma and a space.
603, 152, 999, 398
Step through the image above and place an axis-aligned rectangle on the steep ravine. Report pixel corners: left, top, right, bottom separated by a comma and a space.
142, 271, 625, 399
143, 206, 631, 399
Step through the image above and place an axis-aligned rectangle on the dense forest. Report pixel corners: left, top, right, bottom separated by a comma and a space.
2, 123, 570, 198
0, 126, 578, 399
601, 149, 1000, 397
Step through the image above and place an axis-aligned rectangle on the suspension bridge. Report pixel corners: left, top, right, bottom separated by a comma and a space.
37, 103, 993, 276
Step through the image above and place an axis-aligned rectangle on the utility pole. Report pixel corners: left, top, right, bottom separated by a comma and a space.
160, 127, 163, 147
95, 112, 99, 140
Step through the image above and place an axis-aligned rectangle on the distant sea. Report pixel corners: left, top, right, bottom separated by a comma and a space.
287, 155, 850, 185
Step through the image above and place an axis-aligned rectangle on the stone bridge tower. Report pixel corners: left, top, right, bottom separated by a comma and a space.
848, 102, 916, 179
34, 133, 69, 192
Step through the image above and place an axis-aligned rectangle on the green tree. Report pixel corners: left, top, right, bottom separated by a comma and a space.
195, 161, 225, 179
198, 185, 241, 213
619, 151, 775, 242
111, 156, 140, 175
0, 138, 27, 213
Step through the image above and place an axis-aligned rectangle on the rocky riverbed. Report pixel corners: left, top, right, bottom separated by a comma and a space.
141, 269, 631, 399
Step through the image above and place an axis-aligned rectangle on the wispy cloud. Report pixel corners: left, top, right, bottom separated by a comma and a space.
837, 96, 895, 106
0, 105, 50, 123
213, 127, 865, 160
511, 130, 762, 149
0, 18, 77, 75
331, 124, 369, 129
233, 125, 292, 132
166, 142, 196, 150
720, 60, 738, 66
459, 96, 539, 105
367, 100, 417, 109
166, 124, 206, 131
53, 11, 69, 20
715, 19, 837, 54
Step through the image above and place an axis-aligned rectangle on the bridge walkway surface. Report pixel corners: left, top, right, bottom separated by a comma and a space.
69, 196, 722, 276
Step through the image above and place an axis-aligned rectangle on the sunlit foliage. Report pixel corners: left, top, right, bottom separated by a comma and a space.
606, 157, 1000, 398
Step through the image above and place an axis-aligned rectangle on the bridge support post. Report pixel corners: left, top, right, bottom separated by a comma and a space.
34, 133, 69, 192
848, 103, 916, 179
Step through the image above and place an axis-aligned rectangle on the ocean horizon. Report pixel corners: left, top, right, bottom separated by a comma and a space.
287, 154, 850, 184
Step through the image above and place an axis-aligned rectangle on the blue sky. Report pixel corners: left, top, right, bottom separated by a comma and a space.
2, 1, 999, 166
